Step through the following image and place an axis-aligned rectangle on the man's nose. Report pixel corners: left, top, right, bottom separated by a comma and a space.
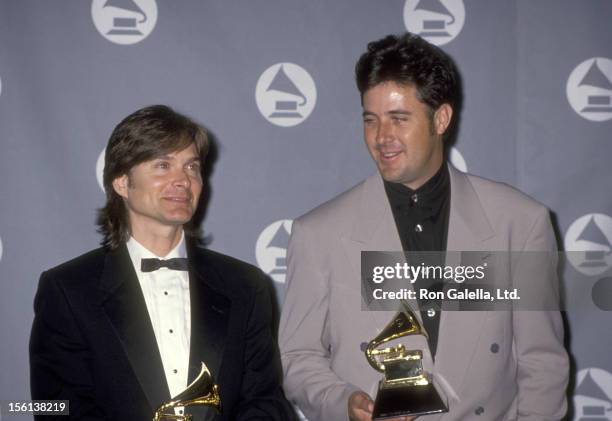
376, 121, 394, 145
172, 168, 191, 188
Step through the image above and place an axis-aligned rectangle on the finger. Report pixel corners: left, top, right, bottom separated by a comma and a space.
355, 393, 374, 411
352, 409, 372, 421
366, 399, 374, 413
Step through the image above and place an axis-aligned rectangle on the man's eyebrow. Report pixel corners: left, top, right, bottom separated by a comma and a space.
387, 110, 412, 116
362, 110, 413, 117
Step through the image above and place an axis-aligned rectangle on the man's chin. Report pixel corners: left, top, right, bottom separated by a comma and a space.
379, 170, 406, 185
162, 212, 195, 226
378, 166, 421, 187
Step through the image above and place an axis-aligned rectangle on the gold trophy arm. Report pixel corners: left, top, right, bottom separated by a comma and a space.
153, 362, 221, 421
366, 344, 407, 372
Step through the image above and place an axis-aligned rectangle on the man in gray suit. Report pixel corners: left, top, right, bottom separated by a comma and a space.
279, 33, 568, 421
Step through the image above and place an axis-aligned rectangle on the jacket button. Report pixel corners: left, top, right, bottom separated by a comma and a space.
490, 343, 499, 353
475, 406, 484, 415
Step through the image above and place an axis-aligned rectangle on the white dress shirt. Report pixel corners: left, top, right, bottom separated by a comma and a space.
126, 234, 191, 404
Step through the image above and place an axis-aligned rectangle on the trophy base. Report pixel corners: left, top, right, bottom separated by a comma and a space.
372, 383, 448, 420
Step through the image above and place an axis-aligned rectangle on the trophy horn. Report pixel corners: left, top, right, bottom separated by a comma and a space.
365, 309, 426, 372
153, 362, 221, 421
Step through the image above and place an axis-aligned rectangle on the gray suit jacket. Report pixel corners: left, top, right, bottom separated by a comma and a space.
279, 165, 568, 421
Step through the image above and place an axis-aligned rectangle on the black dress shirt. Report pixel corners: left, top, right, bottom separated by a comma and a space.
384, 163, 451, 357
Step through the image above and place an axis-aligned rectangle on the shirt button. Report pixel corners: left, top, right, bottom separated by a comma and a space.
164, 291, 168, 296
475, 406, 484, 415
427, 308, 436, 318
490, 343, 499, 353
173, 369, 178, 374
169, 329, 173, 334
415, 224, 423, 232
178, 409, 183, 415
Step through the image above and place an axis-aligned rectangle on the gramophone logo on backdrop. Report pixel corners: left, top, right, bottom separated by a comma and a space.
573, 368, 612, 420
565, 213, 612, 276
449, 147, 467, 172
255, 220, 293, 283
567, 58, 612, 122
96, 148, 106, 192
255, 63, 317, 127
92, 0, 158, 45
403, 0, 465, 46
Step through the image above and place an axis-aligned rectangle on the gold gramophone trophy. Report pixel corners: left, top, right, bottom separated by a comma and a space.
153, 362, 221, 421
365, 305, 447, 420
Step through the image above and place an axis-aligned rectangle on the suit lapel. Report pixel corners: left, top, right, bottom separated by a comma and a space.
343, 174, 405, 329
435, 166, 495, 397
446, 166, 494, 252
99, 245, 170, 412
185, 245, 231, 421
350, 174, 404, 252
186, 246, 230, 383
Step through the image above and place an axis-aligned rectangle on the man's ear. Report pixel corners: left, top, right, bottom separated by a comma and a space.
433, 103, 453, 136
112, 175, 129, 199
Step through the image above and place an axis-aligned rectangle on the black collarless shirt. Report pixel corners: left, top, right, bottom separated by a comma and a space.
383, 163, 451, 357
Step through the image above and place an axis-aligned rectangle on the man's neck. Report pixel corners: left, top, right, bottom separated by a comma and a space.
401, 160, 444, 191
129, 224, 184, 257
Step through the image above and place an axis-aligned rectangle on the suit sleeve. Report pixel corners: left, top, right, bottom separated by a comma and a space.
279, 219, 360, 421
233, 270, 296, 421
512, 208, 569, 420
29, 271, 107, 421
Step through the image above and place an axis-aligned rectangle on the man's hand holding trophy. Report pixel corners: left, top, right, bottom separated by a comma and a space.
348, 390, 415, 421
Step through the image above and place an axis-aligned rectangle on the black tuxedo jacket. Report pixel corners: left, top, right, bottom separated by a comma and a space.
30, 242, 294, 420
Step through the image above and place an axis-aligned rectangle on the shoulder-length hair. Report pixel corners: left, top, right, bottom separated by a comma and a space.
96, 105, 209, 250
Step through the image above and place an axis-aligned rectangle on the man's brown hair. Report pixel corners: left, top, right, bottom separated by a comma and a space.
97, 105, 209, 249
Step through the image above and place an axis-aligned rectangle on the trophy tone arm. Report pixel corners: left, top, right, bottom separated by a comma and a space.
153, 362, 221, 421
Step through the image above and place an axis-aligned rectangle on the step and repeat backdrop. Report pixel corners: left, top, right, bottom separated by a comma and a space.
1, 1, 611, 419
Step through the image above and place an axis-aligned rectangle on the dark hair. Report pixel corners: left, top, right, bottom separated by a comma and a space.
97, 105, 209, 250
355, 33, 459, 115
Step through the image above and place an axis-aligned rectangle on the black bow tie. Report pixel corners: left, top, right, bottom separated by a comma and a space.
141, 257, 189, 272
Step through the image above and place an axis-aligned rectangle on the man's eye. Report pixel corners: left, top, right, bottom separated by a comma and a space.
155, 162, 170, 169
187, 163, 200, 171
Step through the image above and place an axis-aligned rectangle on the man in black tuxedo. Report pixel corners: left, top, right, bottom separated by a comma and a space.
30, 105, 293, 420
